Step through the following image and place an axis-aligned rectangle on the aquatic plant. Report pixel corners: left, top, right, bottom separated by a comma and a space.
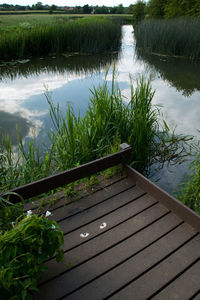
0, 17, 122, 60
178, 142, 200, 215
0, 73, 190, 193
134, 18, 200, 61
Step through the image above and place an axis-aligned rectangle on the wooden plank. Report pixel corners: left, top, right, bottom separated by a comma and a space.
64, 222, 196, 300
61, 194, 157, 252
191, 291, 200, 300
152, 260, 200, 300
109, 234, 200, 300
38, 203, 169, 290
45, 178, 136, 224
4, 146, 132, 203
126, 165, 200, 231
40, 219, 194, 299
24, 174, 125, 212
56, 185, 145, 233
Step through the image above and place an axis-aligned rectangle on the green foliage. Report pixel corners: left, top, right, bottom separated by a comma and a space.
0, 17, 122, 60
147, 0, 167, 19
132, 0, 146, 22
164, 0, 200, 19
134, 18, 200, 60
145, 0, 200, 19
178, 144, 200, 214
0, 73, 190, 192
0, 214, 64, 299
0, 193, 24, 233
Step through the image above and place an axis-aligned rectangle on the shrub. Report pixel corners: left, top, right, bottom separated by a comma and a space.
0, 213, 64, 299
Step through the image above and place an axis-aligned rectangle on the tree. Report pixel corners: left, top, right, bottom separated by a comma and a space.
116, 4, 124, 14
133, 0, 146, 22
147, 0, 167, 18
94, 6, 109, 14
51, 4, 57, 11
83, 4, 92, 14
32, 2, 44, 10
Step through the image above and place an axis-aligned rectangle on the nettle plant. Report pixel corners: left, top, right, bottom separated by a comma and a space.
0, 210, 64, 300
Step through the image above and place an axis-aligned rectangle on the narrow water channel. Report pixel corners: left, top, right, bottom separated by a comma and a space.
0, 25, 200, 194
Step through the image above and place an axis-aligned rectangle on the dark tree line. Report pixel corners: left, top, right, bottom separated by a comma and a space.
0, 2, 133, 14
133, 0, 200, 21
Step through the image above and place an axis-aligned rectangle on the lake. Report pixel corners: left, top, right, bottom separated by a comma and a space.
0, 25, 200, 194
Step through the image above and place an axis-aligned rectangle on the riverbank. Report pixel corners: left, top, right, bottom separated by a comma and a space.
0, 16, 122, 60
134, 18, 200, 61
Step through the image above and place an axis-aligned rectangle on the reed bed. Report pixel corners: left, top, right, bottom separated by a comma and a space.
134, 18, 200, 61
0, 17, 122, 60
0, 73, 190, 192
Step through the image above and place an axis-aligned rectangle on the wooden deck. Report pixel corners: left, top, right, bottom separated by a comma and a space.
7, 145, 200, 299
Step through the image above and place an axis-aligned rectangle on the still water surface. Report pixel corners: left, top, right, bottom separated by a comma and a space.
0, 25, 200, 194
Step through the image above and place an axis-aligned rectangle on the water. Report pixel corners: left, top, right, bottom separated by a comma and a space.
1, 25, 200, 194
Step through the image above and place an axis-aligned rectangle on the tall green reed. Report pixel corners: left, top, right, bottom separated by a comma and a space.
0, 73, 190, 193
0, 17, 122, 60
134, 18, 200, 60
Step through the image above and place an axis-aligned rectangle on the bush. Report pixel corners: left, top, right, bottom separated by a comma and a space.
0, 213, 64, 299
178, 150, 200, 214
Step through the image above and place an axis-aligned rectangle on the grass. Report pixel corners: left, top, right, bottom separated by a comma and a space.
177, 142, 200, 215
0, 16, 122, 60
134, 18, 200, 61
0, 72, 190, 194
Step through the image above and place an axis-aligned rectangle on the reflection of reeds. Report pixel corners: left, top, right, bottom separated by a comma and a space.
135, 18, 200, 61
0, 74, 190, 192
136, 48, 200, 96
0, 52, 119, 81
0, 17, 122, 60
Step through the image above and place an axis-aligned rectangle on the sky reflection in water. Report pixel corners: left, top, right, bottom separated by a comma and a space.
0, 25, 200, 193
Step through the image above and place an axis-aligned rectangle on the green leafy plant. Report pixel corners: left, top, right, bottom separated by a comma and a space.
0, 213, 64, 300
0, 192, 24, 233
178, 142, 200, 215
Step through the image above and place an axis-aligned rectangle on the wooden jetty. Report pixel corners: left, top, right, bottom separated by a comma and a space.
9, 144, 200, 299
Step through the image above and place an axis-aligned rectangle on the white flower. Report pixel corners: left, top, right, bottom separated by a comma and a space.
26, 210, 32, 217
80, 233, 89, 238
45, 210, 52, 217
100, 222, 107, 229
51, 224, 56, 230
11, 221, 15, 227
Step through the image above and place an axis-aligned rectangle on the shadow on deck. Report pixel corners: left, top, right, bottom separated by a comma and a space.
8, 144, 200, 299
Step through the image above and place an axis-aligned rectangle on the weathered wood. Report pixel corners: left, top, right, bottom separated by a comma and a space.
64, 223, 196, 300
24, 174, 126, 212
47, 179, 138, 224
109, 235, 200, 300
3, 146, 132, 203
126, 164, 200, 232
38, 203, 169, 290
61, 193, 156, 252
35, 166, 200, 300
152, 260, 200, 300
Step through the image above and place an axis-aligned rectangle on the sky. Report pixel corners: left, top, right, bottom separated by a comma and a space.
0, 1, 137, 7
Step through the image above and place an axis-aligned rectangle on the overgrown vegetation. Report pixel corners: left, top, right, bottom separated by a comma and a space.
178, 143, 200, 214
0, 212, 64, 299
0, 73, 190, 194
0, 17, 122, 60
132, 0, 200, 21
134, 18, 200, 60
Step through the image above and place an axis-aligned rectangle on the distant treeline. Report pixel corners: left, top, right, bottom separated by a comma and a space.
0, 2, 133, 14
133, 0, 200, 21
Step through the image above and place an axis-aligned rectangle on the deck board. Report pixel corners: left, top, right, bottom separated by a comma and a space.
109, 235, 200, 300
36, 169, 200, 300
